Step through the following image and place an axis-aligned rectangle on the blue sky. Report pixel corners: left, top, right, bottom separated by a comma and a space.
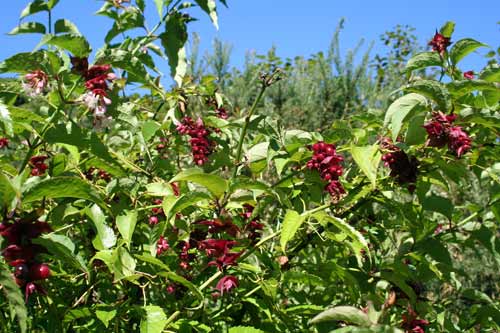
0, 1, 498, 76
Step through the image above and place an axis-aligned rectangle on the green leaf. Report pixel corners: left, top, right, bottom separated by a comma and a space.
20, 0, 48, 19
228, 327, 265, 333
170, 168, 228, 198
422, 195, 454, 219
44, 34, 91, 57
153, 0, 164, 18
84, 204, 117, 250
0, 173, 17, 210
316, 212, 371, 266
116, 210, 137, 249
145, 182, 174, 196
405, 52, 442, 73
0, 101, 13, 136
105, 8, 145, 43
350, 144, 381, 189
23, 177, 106, 208
480, 66, 500, 82
54, 19, 81, 34
404, 80, 451, 112
140, 306, 167, 333
160, 12, 188, 86
158, 271, 203, 300
142, 121, 161, 142
162, 191, 211, 223
195, 0, 219, 29
405, 115, 426, 146
384, 93, 427, 140
309, 306, 372, 326
280, 210, 306, 251
449, 38, 487, 65
33, 234, 88, 273
0, 51, 46, 74
95, 308, 117, 328
439, 21, 455, 38
0, 260, 27, 333
447, 80, 498, 97
8, 22, 46, 35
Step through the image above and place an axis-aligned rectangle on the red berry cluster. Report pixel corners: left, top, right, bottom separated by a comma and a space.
0, 219, 51, 301
215, 107, 229, 119
29, 155, 48, 176
149, 199, 164, 226
85, 167, 111, 182
306, 142, 345, 200
199, 239, 242, 271
196, 218, 239, 237
423, 111, 472, 158
241, 204, 264, 243
380, 138, 419, 191
176, 117, 214, 165
156, 236, 169, 256
429, 31, 451, 54
0, 137, 8, 148
155, 137, 169, 158
401, 307, 429, 333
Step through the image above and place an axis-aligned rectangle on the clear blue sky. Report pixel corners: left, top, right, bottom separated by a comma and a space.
0, 1, 498, 75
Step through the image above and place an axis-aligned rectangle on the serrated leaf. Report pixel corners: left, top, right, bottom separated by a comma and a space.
450, 38, 487, 65
404, 80, 451, 112
0, 51, 46, 74
280, 210, 306, 251
195, 0, 218, 29
140, 306, 167, 333
0, 260, 27, 333
405, 52, 442, 73
116, 210, 137, 249
8, 22, 46, 35
84, 204, 117, 250
384, 93, 427, 140
54, 19, 81, 34
171, 168, 228, 198
309, 306, 372, 326
350, 144, 381, 189
33, 234, 88, 273
44, 34, 91, 57
23, 177, 106, 208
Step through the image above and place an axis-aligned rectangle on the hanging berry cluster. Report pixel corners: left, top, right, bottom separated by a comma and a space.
29, 155, 49, 176
85, 167, 111, 182
0, 218, 51, 301
241, 204, 264, 243
176, 117, 214, 165
423, 111, 472, 158
429, 31, 451, 54
0, 137, 8, 148
306, 141, 345, 200
380, 138, 419, 192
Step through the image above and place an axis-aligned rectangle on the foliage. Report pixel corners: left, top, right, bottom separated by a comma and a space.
0, 1, 499, 333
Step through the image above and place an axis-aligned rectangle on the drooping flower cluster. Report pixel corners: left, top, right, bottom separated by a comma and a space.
149, 199, 164, 226
0, 137, 8, 148
0, 218, 51, 301
214, 275, 238, 297
29, 155, 48, 176
72, 57, 116, 125
428, 31, 451, 55
463, 70, 474, 80
176, 117, 214, 165
198, 239, 242, 271
380, 138, 418, 191
423, 111, 472, 158
241, 204, 264, 243
196, 218, 239, 237
401, 307, 429, 333
215, 107, 229, 119
23, 70, 48, 96
306, 142, 345, 200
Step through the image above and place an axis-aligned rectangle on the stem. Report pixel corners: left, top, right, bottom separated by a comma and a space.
48, 10, 52, 34
231, 84, 267, 179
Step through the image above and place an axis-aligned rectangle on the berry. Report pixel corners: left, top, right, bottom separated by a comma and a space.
149, 216, 159, 226
307, 141, 345, 200
29, 263, 51, 280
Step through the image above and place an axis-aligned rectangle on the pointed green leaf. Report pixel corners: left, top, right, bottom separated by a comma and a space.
170, 168, 228, 198
84, 204, 117, 250
404, 80, 451, 112
405, 52, 442, 73
44, 34, 91, 57
54, 19, 81, 34
450, 38, 487, 65
0, 101, 13, 136
195, 0, 219, 29
160, 12, 188, 86
8, 22, 46, 35
280, 210, 306, 251
0, 260, 27, 333
140, 306, 167, 333
116, 210, 137, 248
350, 145, 381, 189
384, 93, 427, 140
20, 0, 48, 19
33, 234, 88, 273
439, 21, 455, 38
309, 306, 372, 326
228, 327, 265, 333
